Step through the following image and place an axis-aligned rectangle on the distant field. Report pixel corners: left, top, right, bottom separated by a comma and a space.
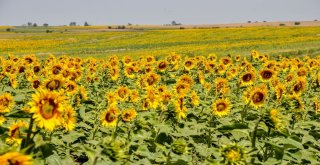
0, 25, 320, 58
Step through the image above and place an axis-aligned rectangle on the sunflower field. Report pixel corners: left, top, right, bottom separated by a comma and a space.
0, 51, 320, 164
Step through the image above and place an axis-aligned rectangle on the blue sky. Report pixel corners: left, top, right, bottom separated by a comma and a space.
0, 0, 319, 25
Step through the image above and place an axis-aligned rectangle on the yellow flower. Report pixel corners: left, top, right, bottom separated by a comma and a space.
65, 80, 78, 95
28, 89, 66, 131
240, 71, 256, 86
259, 68, 275, 82
124, 66, 135, 79
190, 91, 200, 106
109, 67, 120, 81
157, 60, 169, 72
101, 106, 119, 127
6, 121, 28, 145
291, 77, 307, 96
43, 75, 65, 91
221, 144, 245, 165
121, 109, 137, 122
184, 58, 195, 70
129, 90, 139, 103
0, 93, 15, 113
116, 86, 130, 101
0, 152, 33, 165
212, 98, 231, 117
244, 85, 268, 109
62, 105, 76, 131
174, 97, 188, 120
144, 72, 160, 87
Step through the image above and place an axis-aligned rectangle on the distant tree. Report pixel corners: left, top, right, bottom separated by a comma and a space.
263, 21, 267, 22
171, 21, 177, 25
247, 21, 251, 23
33, 23, 37, 27
84, 21, 90, 26
69, 22, 77, 26
279, 23, 285, 26
27, 22, 33, 26
43, 23, 49, 27
6, 28, 12, 32
314, 19, 318, 22
127, 23, 132, 26
108, 26, 112, 29
294, 22, 301, 25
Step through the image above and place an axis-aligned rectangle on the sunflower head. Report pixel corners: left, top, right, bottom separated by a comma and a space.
221, 144, 246, 165
157, 60, 169, 72
121, 109, 137, 122
184, 58, 195, 70
101, 106, 119, 127
0, 93, 15, 113
0, 152, 33, 165
244, 85, 268, 109
43, 76, 64, 91
28, 89, 66, 131
259, 68, 275, 82
240, 71, 256, 86
212, 98, 231, 117
116, 86, 130, 101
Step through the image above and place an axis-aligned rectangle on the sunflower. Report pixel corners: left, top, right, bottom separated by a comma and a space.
285, 73, 296, 84
146, 55, 155, 64
0, 93, 15, 113
124, 90, 137, 103
275, 83, 286, 101
145, 87, 159, 109
289, 95, 304, 110
235, 55, 241, 62
123, 56, 133, 66
174, 97, 188, 120
109, 67, 120, 81
6, 121, 28, 145
65, 81, 78, 95
121, 109, 137, 122
157, 60, 169, 72
220, 56, 232, 66
259, 68, 275, 82
79, 86, 88, 101
43, 75, 65, 91
31, 79, 41, 89
116, 86, 130, 101
205, 61, 216, 72
251, 50, 259, 59
244, 85, 268, 109
161, 91, 172, 105
62, 105, 76, 131
291, 77, 307, 96
174, 82, 190, 97
265, 109, 282, 130
0, 152, 33, 165
208, 53, 217, 62
28, 89, 66, 131
144, 72, 160, 87
50, 64, 63, 75
221, 144, 246, 165
297, 67, 308, 77
124, 66, 135, 79
178, 75, 194, 87
184, 58, 195, 70
215, 78, 229, 95
212, 98, 231, 117
190, 91, 200, 106
240, 70, 256, 86
101, 106, 119, 127
197, 71, 205, 85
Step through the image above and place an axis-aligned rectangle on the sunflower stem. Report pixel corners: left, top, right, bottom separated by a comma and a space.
24, 115, 34, 148
251, 116, 262, 149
